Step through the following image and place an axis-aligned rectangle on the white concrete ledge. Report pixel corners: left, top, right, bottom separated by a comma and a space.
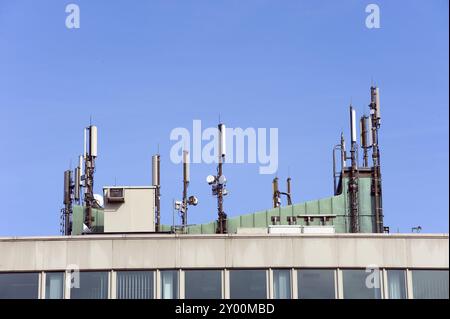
0, 234, 448, 271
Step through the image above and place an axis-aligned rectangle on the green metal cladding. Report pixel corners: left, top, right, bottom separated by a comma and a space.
71, 175, 376, 235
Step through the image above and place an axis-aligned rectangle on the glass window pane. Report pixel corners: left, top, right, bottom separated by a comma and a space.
161, 270, 179, 299
343, 269, 381, 299
116, 271, 154, 299
70, 271, 108, 299
185, 270, 221, 299
298, 269, 335, 299
387, 270, 406, 299
0, 273, 39, 299
230, 270, 266, 299
412, 270, 449, 299
273, 269, 291, 299
45, 272, 64, 299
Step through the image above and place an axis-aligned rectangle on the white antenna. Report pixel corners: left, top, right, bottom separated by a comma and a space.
218, 123, 226, 158
89, 125, 98, 157
350, 106, 357, 143
83, 128, 87, 160
367, 116, 373, 146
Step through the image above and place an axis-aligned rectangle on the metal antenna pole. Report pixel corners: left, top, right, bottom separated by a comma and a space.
370, 86, 383, 233
349, 106, 360, 233
216, 123, 227, 234
182, 150, 189, 232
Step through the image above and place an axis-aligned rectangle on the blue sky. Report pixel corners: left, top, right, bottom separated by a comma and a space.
0, 0, 448, 236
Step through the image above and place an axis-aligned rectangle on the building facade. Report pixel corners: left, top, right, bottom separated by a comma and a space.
0, 233, 448, 299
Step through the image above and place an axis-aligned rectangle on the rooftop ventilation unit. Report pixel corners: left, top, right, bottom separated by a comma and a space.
106, 188, 125, 203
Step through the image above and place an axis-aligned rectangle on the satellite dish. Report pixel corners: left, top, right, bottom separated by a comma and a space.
218, 175, 226, 185
206, 175, 216, 185
188, 196, 198, 206
94, 194, 104, 207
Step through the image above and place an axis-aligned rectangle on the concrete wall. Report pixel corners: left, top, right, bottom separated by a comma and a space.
0, 234, 447, 271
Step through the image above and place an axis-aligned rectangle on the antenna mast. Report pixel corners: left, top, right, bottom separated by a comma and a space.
207, 123, 228, 234
83, 125, 99, 230
349, 105, 359, 233
61, 170, 74, 235
369, 86, 383, 233
182, 150, 189, 230
175, 150, 198, 233
360, 115, 370, 167
332, 132, 346, 195
152, 154, 161, 232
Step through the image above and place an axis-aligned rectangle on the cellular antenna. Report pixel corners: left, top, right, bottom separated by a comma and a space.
152, 153, 161, 232
175, 150, 198, 233
360, 115, 370, 167
348, 105, 360, 233
207, 122, 228, 234
369, 86, 383, 233
61, 170, 74, 235
332, 132, 347, 195
83, 124, 100, 231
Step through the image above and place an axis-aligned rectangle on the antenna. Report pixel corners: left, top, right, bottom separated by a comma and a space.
74, 166, 80, 202
83, 124, 100, 231
371, 87, 381, 121
348, 105, 359, 233
360, 115, 370, 167
369, 86, 383, 233
218, 123, 226, 159
183, 150, 190, 183
89, 125, 98, 158
350, 106, 357, 143
272, 177, 280, 208
208, 122, 228, 234
152, 154, 161, 232
286, 177, 292, 205
62, 170, 73, 235
174, 150, 198, 232
272, 176, 293, 208
332, 132, 347, 195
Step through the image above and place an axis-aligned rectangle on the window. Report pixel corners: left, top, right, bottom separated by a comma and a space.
161, 270, 179, 299
230, 270, 266, 299
0, 273, 39, 299
185, 270, 222, 299
387, 270, 406, 299
412, 270, 449, 299
342, 269, 381, 299
298, 269, 335, 299
45, 272, 64, 299
70, 271, 108, 299
116, 271, 154, 299
273, 269, 291, 299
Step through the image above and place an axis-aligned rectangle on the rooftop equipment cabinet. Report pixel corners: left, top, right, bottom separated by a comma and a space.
103, 186, 156, 233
